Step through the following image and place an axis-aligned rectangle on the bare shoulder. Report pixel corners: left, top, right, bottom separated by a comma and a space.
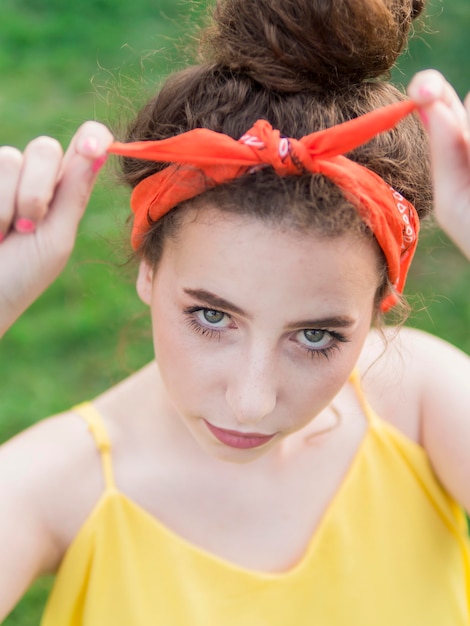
0, 363, 157, 590
0, 405, 107, 618
364, 325, 469, 390
0, 406, 104, 570
389, 324, 468, 363
358, 325, 470, 510
357, 326, 470, 441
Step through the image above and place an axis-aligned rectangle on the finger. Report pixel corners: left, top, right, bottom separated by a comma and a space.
44, 121, 114, 254
423, 103, 470, 241
465, 92, 470, 115
465, 91, 470, 144
409, 78, 470, 256
59, 120, 111, 179
424, 100, 469, 171
408, 69, 468, 127
0, 147, 23, 240
408, 71, 470, 193
15, 136, 63, 233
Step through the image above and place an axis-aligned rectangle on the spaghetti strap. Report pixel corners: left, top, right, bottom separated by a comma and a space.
73, 402, 116, 491
348, 368, 377, 425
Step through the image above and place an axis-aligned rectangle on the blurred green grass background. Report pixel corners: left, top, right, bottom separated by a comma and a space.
1, 0, 469, 622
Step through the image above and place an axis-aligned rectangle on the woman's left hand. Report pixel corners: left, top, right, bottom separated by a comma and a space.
408, 70, 470, 260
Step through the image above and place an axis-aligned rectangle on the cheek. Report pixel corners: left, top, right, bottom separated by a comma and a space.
151, 314, 226, 404
288, 363, 349, 415
284, 333, 368, 418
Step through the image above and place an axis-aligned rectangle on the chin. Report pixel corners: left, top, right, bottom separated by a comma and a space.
210, 444, 274, 465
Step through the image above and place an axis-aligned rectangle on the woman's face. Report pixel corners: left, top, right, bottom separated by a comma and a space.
137, 208, 380, 463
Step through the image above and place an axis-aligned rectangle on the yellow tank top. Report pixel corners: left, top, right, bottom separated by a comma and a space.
41, 372, 470, 625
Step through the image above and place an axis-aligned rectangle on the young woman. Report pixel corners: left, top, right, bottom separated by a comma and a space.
1, 0, 470, 623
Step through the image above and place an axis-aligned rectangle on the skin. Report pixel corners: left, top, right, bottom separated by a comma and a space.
0, 122, 113, 337
0, 202, 468, 623
408, 69, 470, 259
0, 211, 386, 615
0, 70, 470, 619
136, 208, 380, 464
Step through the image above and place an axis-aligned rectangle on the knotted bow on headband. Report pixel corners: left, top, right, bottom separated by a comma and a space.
108, 99, 420, 311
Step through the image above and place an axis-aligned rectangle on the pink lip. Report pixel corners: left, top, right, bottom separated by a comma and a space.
204, 420, 275, 449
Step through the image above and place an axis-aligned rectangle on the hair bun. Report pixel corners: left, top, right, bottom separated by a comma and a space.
411, 0, 426, 19
201, 0, 426, 92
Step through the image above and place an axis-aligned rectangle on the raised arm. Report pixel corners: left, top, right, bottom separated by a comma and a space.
408, 70, 470, 260
406, 71, 470, 510
0, 122, 113, 337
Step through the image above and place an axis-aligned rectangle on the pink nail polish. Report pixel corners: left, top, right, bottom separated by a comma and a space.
92, 155, 107, 173
15, 218, 36, 234
82, 137, 99, 153
418, 84, 440, 101
0, 232, 4, 243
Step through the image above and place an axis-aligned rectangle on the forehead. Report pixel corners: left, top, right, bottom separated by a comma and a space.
158, 207, 380, 313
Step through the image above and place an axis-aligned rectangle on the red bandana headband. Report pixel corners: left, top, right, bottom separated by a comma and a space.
108, 100, 420, 311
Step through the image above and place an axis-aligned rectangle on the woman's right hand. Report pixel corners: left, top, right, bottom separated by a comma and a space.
0, 121, 113, 337
408, 70, 470, 260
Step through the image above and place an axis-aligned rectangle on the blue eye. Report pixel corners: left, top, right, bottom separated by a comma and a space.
183, 307, 233, 339
294, 328, 349, 360
201, 309, 224, 324
297, 329, 331, 349
196, 309, 230, 327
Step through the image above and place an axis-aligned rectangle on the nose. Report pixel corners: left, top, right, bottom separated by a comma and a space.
225, 347, 278, 427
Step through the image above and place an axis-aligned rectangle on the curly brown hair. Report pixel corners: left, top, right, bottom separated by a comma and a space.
118, 0, 431, 310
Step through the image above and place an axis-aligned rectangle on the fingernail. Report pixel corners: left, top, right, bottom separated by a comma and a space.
418, 84, 440, 100
0, 232, 4, 243
92, 154, 107, 173
418, 86, 433, 98
81, 136, 99, 154
15, 218, 36, 233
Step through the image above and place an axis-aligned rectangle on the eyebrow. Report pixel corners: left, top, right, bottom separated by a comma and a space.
184, 288, 247, 317
183, 288, 356, 329
285, 316, 356, 330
